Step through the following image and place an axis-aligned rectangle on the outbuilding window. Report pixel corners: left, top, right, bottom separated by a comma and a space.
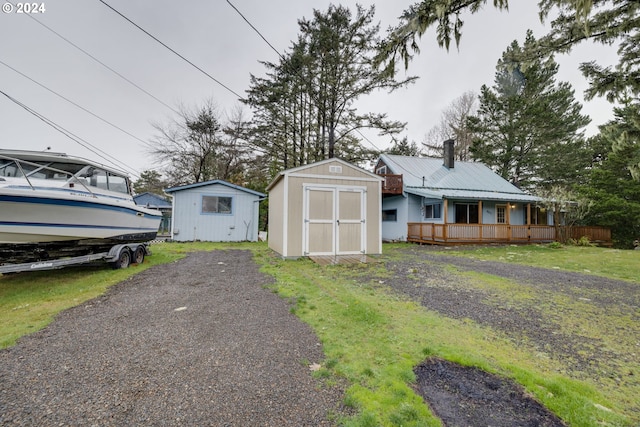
202, 195, 232, 214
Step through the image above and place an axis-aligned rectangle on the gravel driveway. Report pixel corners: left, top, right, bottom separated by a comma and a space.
0, 250, 346, 426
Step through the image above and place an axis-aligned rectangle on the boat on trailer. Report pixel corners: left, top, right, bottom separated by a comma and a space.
0, 149, 162, 265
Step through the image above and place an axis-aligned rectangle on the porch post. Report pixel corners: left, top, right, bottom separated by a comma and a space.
506, 202, 512, 242
478, 200, 483, 241
526, 203, 531, 241
443, 198, 448, 242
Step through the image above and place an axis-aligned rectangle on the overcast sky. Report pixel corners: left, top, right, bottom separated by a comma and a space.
0, 0, 618, 179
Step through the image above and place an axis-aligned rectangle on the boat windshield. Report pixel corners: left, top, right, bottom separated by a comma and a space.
0, 160, 84, 179
0, 159, 131, 195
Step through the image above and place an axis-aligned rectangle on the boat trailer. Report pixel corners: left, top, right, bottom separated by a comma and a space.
0, 242, 151, 274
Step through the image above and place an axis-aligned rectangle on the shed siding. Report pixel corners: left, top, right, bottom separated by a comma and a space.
267, 179, 284, 255
172, 184, 260, 242
285, 175, 380, 257
268, 159, 382, 258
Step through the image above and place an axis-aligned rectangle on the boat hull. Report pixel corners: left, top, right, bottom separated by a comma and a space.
0, 190, 162, 245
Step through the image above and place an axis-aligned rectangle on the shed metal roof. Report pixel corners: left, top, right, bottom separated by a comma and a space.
379, 154, 540, 202
165, 179, 266, 198
266, 157, 382, 191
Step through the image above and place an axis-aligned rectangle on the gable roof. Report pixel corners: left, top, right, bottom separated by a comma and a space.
266, 157, 382, 191
133, 192, 172, 208
379, 154, 539, 203
165, 179, 266, 198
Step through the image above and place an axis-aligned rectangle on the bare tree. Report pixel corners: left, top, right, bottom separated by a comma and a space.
536, 185, 592, 243
150, 100, 250, 186
422, 91, 477, 160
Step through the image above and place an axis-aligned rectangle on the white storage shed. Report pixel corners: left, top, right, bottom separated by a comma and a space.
266, 158, 383, 259
165, 180, 265, 242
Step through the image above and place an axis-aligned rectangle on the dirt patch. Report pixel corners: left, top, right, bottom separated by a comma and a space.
368, 245, 638, 424
414, 358, 565, 427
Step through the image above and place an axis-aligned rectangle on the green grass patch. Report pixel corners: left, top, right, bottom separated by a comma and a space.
1, 241, 637, 426
429, 244, 640, 282
258, 247, 634, 426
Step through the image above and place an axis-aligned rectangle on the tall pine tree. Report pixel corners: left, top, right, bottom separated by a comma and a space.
244, 5, 415, 171
579, 105, 640, 247
468, 31, 590, 190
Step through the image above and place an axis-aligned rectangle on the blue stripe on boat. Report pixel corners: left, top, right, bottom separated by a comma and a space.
0, 194, 158, 217
0, 221, 157, 231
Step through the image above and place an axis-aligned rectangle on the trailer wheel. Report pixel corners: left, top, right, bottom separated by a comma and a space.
132, 246, 145, 264
112, 248, 131, 269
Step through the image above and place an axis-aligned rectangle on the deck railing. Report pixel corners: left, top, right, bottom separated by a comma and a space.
407, 223, 611, 246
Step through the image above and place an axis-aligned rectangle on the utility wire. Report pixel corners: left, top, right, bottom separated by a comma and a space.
0, 90, 140, 178
225, 0, 285, 62
20, 9, 180, 115
97, 0, 244, 100
0, 60, 155, 151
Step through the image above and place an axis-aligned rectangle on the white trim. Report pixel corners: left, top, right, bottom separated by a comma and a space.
378, 179, 382, 254
302, 185, 336, 256
282, 174, 289, 257
302, 184, 367, 256
496, 204, 507, 224
336, 187, 366, 255
170, 194, 176, 240
289, 172, 382, 183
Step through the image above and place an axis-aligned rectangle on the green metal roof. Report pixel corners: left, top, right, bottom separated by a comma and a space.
379, 154, 540, 202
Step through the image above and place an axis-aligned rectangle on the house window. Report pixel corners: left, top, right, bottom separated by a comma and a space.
202, 195, 232, 214
376, 165, 387, 175
382, 209, 397, 222
423, 203, 442, 219
455, 203, 479, 224
529, 206, 548, 225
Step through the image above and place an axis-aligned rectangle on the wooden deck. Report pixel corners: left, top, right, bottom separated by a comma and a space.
379, 174, 403, 195
407, 223, 612, 246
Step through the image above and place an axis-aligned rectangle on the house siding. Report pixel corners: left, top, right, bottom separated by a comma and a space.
381, 195, 407, 241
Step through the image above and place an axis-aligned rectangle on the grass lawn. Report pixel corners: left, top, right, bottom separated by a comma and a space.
1, 241, 638, 426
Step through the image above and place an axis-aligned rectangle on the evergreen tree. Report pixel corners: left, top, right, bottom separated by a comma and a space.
387, 136, 421, 156
468, 31, 590, 190
376, 1, 639, 103
244, 5, 415, 172
579, 110, 640, 248
132, 170, 167, 195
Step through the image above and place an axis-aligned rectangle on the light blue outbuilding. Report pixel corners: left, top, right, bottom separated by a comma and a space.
164, 180, 265, 242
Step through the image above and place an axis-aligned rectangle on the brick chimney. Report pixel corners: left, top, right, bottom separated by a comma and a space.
443, 139, 455, 169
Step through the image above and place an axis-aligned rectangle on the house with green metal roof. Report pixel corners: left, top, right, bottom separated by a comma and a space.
374, 140, 554, 244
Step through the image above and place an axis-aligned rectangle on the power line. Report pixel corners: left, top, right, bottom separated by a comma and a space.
0, 60, 155, 151
225, 0, 285, 62
97, 0, 245, 100
20, 9, 180, 115
0, 90, 141, 179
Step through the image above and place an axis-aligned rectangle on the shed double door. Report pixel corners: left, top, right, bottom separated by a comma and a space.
303, 186, 366, 256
